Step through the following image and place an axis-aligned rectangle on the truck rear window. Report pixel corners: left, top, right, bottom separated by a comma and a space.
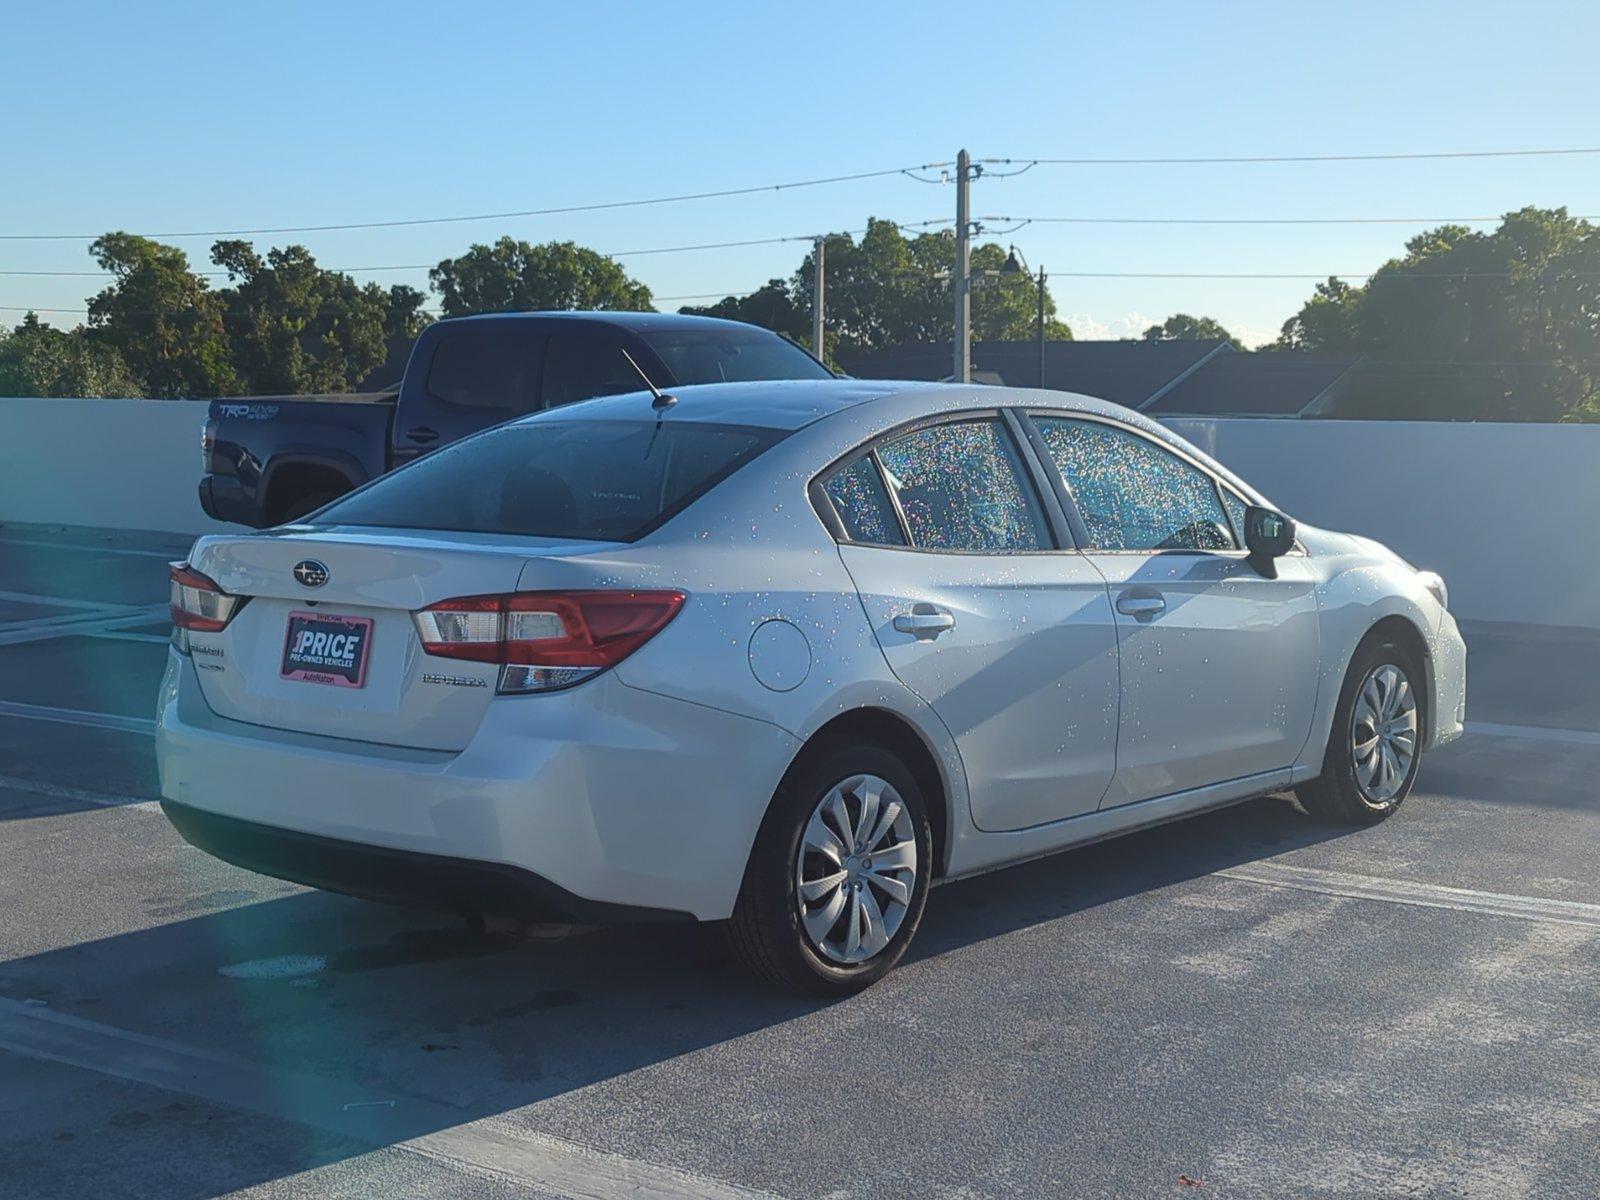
640, 327, 832, 385
310, 420, 785, 542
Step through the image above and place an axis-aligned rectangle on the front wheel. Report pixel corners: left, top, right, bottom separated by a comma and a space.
1297, 638, 1424, 824
729, 739, 932, 996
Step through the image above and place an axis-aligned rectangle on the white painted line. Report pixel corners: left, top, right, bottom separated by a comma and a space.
0, 536, 180, 559
1218, 862, 1600, 930
0, 999, 783, 1200
0, 698, 155, 736
0, 772, 158, 812
0, 589, 125, 613
0, 604, 169, 646
1466, 720, 1600, 748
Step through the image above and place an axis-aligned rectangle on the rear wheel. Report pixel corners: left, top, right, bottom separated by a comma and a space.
730, 739, 931, 996
1297, 638, 1423, 824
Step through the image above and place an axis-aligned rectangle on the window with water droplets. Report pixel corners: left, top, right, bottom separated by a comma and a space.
874, 420, 1048, 552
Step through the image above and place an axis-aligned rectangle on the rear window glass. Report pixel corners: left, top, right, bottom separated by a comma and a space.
313, 420, 785, 542
641, 327, 832, 385
426, 326, 543, 410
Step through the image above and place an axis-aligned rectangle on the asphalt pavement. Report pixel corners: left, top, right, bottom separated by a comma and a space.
1, 523, 1597, 1200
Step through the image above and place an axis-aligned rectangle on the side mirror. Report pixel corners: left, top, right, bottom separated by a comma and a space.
1243, 505, 1296, 575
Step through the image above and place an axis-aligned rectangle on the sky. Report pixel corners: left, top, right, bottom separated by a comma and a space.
4, 0, 1598, 348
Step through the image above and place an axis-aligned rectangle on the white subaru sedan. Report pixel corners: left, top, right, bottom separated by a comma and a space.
157, 380, 1466, 995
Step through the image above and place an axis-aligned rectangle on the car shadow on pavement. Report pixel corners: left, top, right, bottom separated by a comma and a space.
2, 790, 1351, 1198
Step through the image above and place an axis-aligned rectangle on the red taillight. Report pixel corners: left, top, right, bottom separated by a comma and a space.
169, 561, 242, 634
414, 590, 685, 693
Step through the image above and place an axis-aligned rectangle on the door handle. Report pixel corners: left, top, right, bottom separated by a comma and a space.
893, 605, 955, 639
1115, 592, 1166, 621
405, 426, 440, 444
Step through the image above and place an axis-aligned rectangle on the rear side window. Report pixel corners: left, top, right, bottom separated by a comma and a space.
426, 327, 543, 411
313, 420, 785, 542
823, 457, 905, 545
875, 420, 1048, 552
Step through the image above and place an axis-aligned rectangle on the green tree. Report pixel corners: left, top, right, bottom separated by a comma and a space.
0, 312, 141, 397
682, 219, 1070, 364
211, 241, 419, 394
429, 238, 652, 317
86, 232, 238, 397
1273, 209, 1600, 419
1140, 313, 1242, 349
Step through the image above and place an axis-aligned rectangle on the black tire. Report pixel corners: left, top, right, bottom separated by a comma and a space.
729, 738, 932, 997
1297, 637, 1424, 824
278, 491, 340, 524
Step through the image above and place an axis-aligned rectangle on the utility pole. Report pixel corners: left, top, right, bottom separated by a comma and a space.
1037, 263, 1047, 389
812, 235, 826, 359
953, 148, 972, 383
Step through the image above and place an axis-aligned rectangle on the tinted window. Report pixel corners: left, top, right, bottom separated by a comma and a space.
1035, 417, 1234, 551
823, 457, 905, 545
876, 420, 1048, 552
542, 333, 647, 409
641, 327, 832, 385
314, 420, 784, 542
426, 327, 543, 411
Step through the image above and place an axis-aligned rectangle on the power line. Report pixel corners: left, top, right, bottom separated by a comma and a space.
0, 219, 954, 279
984, 147, 1600, 166
985, 213, 1600, 227
0, 163, 952, 242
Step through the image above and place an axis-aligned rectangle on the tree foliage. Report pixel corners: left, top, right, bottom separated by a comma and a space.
682, 219, 1071, 364
87, 232, 238, 398
1273, 209, 1600, 419
211, 241, 421, 394
1140, 313, 1242, 349
430, 238, 653, 318
0, 312, 140, 397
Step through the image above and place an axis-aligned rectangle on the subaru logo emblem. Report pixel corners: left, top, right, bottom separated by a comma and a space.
292, 559, 329, 588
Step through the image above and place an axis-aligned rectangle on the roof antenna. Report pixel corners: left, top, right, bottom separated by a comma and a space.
619, 348, 677, 410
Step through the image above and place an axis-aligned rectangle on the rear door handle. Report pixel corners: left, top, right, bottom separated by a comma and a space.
405, 426, 440, 444
893, 605, 955, 639
1115, 593, 1166, 620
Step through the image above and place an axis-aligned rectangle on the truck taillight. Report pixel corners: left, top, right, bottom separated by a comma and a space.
414, 590, 685, 694
169, 561, 244, 652
200, 417, 217, 471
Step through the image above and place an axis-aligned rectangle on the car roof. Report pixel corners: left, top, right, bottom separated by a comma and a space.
518, 378, 1152, 432
435, 310, 779, 335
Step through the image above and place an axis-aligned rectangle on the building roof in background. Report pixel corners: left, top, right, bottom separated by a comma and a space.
1145, 352, 1365, 416
836, 339, 1234, 407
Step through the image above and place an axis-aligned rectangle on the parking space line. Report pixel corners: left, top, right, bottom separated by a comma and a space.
1218, 862, 1600, 929
0, 536, 179, 559
0, 773, 158, 812
0, 999, 784, 1200
0, 589, 126, 613
0, 604, 169, 646
86, 631, 173, 644
1466, 721, 1600, 748
0, 699, 155, 736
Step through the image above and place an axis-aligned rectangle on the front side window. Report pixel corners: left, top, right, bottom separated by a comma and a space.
1220, 485, 1250, 546
1034, 417, 1235, 552
313, 420, 785, 542
822, 456, 905, 545
875, 419, 1048, 552
541, 333, 647, 409
641, 327, 832, 385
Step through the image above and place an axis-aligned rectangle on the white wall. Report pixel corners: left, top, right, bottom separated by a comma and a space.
1164, 417, 1600, 630
0, 397, 233, 535
0, 399, 1593, 628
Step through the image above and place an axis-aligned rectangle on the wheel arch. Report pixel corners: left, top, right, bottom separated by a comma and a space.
779, 707, 954, 878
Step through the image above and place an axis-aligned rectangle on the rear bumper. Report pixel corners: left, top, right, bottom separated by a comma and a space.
199, 475, 259, 527
155, 651, 800, 921
161, 798, 691, 924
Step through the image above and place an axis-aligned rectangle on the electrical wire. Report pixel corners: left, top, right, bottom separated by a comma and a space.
983, 147, 1600, 166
